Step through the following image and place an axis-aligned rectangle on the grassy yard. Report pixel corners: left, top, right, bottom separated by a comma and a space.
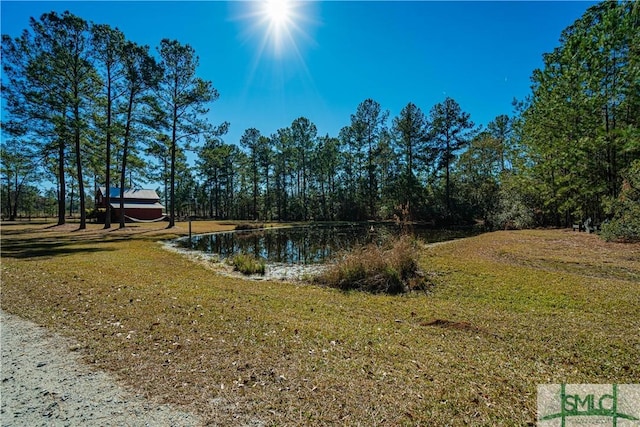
1, 221, 638, 426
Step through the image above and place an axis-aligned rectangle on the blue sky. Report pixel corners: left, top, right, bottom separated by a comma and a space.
2, 1, 597, 149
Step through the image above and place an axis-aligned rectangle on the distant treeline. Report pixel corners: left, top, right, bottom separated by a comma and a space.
2, 2, 638, 231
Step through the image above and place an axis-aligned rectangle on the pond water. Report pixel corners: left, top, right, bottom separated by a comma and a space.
177, 223, 477, 266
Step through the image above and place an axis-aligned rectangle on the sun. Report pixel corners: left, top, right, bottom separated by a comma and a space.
263, 0, 292, 28
233, 0, 317, 60
257, 0, 304, 56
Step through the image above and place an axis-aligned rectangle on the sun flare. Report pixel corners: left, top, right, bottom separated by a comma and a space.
235, 0, 317, 61
264, 0, 292, 28
257, 0, 305, 56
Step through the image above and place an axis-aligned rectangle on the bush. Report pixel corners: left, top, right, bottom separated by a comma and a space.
600, 192, 640, 242
314, 236, 428, 294
601, 217, 640, 242
230, 253, 266, 275
601, 160, 640, 243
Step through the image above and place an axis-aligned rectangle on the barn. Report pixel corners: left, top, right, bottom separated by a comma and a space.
96, 187, 166, 222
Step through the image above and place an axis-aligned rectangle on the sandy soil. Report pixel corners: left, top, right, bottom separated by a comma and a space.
1, 310, 203, 427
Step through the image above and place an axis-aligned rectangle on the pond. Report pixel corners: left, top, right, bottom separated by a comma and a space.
177, 223, 478, 266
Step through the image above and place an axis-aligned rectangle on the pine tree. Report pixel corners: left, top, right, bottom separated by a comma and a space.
391, 102, 430, 219
428, 97, 476, 220
156, 39, 219, 228
91, 24, 126, 228
350, 99, 388, 219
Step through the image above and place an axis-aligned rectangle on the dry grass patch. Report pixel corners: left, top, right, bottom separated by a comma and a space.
315, 236, 429, 294
1, 222, 639, 425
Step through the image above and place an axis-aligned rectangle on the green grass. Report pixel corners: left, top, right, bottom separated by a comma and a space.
1, 221, 639, 425
230, 253, 266, 275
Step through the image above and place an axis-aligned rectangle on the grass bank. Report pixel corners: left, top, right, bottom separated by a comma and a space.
1, 221, 638, 425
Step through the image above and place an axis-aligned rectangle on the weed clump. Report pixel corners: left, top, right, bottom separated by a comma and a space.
230, 253, 266, 275
315, 236, 428, 294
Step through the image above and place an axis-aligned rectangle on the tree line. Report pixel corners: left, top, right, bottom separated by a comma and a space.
205, 97, 492, 224
2, 2, 638, 233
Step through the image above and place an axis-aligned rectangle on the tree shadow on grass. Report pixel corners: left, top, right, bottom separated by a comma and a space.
1, 235, 119, 259
1, 220, 223, 259
5, 243, 116, 259
0, 224, 149, 259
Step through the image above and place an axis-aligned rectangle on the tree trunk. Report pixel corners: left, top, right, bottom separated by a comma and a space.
119, 93, 134, 229
69, 180, 74, 218
168, 104, 177, 228
57, 139, 66, 226
445, 134, 451, 218
104, 75, 112, 229
164, 155, 169, 210
264, 167, 270, 221
74, 82, 86, 230
253, 162, 258, 220
11, 173, 21, 221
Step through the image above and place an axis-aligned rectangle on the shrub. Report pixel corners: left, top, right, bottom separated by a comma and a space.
601, 160, 640, 243
601, 217, 640, 242
315, 236, 428, 294
230, 253, 266, 275
600, 194, 640, 243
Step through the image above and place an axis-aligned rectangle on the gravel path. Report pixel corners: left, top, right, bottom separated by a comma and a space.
1, 310, 203, 427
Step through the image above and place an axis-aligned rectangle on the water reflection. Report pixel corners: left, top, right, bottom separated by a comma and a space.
179, 223, 477, 266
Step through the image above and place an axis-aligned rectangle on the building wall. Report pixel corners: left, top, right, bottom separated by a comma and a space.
113, 208, 164, 221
